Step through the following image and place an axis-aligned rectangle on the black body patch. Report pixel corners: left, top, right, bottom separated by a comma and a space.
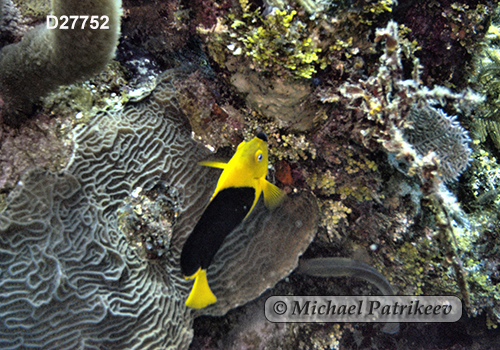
181, 187, 255, 277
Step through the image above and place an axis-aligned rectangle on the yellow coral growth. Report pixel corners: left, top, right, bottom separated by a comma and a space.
226, 7, 323, 79
306, 170, 336, 196
275, 134, 317, 161
318, 199, 352, 240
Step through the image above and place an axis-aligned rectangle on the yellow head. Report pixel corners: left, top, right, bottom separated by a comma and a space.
227, 132, 269, 181
200, 131, 284, 209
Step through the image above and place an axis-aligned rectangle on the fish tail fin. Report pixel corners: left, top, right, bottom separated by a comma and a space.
185, 268, 217, 309
262, 180, 286, 210
198, 161, 227, 169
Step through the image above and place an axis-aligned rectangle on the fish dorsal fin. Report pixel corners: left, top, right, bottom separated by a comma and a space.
262, 180, 286, 210
198, 160, 228, 169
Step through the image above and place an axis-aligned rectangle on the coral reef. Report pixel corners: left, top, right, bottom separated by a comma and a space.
397, 1, 491, 87
189, 0, 401, 137
190, 13, 498, 346
332, 20, 480, 183
42, 60, 130, 121
0, 0, 122, 126
227, 8, 322, 79
0, 58, 134, 213
0, 69, 318, 348
230, 68, 320, 132
210, 0, 396, 80
187, 14, 498, 346
0, 113, 72, 203
2, 0, 500, 348
321, 19, 497, 318
117, 181, 180, 260
403, 105, 472, 182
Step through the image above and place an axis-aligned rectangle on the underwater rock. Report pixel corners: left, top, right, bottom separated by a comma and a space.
0, 113, 72, 192
231, 68, 319, 132
120, 0, 190, 66
173, 69, 245, 149
0, 69, 318, 349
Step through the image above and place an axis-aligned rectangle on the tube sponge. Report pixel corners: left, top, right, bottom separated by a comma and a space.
0, 0, 122, 126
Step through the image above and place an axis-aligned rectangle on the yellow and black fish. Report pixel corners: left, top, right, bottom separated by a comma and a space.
180, 132, 285, 309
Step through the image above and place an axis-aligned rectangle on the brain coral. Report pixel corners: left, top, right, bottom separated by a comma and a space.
0, 69, 318, 349
403, 105, 472, 181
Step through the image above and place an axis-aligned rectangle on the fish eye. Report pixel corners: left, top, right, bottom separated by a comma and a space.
256, 151, 263, 162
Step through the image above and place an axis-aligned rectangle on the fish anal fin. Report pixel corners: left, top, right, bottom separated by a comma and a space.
262, 180, 286, 210
198, 160, 227, 169
185, 268, 217, 309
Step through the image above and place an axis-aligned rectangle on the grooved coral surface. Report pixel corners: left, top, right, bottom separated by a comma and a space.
0, 70, 318, 349
404, 105, 472, 181
0, 70, 207, 350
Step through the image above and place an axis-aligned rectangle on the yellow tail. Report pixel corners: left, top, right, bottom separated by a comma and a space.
185, 268, 217, 309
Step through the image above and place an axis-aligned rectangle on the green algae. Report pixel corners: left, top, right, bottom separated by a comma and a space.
228, 7, 322, 79
43, 60, 129, 124
205, 0, 395, 80
12, 0, 50, 20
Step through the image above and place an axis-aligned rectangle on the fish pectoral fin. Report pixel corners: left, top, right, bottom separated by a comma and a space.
198, 160, 228, 169
262, 180, 286, 210
185, 268, 217, 309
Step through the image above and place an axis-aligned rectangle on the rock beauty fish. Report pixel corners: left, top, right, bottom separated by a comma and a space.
180, 132, 286, 309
